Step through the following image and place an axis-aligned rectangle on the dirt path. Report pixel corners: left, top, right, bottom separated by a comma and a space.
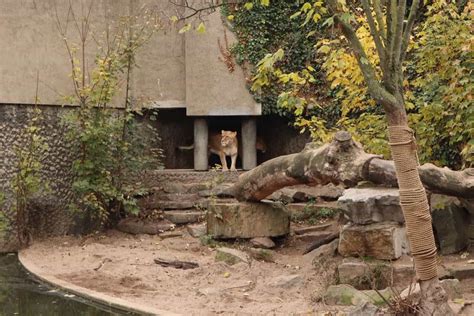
23, 227, 348, 315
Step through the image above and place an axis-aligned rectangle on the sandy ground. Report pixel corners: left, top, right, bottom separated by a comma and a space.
23, 226, 349, 315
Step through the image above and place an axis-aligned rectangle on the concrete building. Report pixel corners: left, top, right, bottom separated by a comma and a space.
0, 0, 307, 170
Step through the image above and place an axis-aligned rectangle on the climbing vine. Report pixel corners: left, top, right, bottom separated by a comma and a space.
224, 0, 324, 116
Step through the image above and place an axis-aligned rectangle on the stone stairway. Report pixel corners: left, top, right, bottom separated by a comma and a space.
138, 169, 244, 225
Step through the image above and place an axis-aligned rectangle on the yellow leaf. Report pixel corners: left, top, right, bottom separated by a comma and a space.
170, 16, 178, 23
261, 0, 270, 6
178, 24, 191, 34
227, 15, 234, 21
318, 45, 331, 54
196, 22, 206, 34
244, 2, 253, 10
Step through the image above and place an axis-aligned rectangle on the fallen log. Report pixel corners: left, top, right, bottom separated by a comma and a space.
228, 131, 473, 201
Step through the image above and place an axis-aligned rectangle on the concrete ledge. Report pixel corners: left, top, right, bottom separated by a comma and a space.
18, 251, 180, 316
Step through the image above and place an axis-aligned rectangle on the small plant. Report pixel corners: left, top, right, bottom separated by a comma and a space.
199, 234, 220, 248
12, 106, 48, 246
0, 192, 11, 242
375, 283, 421, 315
291, 200, 338, 224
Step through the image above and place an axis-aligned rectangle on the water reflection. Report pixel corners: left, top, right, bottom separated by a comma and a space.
0, 253, 137, 316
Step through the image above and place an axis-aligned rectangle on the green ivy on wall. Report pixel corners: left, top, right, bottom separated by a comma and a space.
225, 0, 323, 117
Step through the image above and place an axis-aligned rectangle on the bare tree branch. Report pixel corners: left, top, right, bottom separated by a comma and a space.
401, 0, 421, 62
373, 0, 387, 42
333, 14, 398, 110
392, 0, 406, 71
168, 0, 229, 21
361, 0, 387, 74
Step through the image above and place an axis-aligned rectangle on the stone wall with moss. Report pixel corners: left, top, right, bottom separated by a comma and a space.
0, 104, 78, 252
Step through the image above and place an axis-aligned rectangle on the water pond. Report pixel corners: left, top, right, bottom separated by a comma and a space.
0, 253, 139, 316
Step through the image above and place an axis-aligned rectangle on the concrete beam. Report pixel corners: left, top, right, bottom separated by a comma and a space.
194, 118, 208, 171
242, 117, 257, 170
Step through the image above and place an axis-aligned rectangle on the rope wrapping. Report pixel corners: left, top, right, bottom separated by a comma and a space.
388, 126, 438, 280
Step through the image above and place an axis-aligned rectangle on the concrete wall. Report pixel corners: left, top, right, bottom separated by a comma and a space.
0, 0, 259, 116
185, 8, 261, 116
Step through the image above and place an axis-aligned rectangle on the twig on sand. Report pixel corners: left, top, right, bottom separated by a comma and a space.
154, 258, 199, 270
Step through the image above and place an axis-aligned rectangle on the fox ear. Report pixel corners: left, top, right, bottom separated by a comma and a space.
221, 130, 225, 134
233, 131, 237, 137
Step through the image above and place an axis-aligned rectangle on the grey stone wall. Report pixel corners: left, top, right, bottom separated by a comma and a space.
0, 104, 77, 251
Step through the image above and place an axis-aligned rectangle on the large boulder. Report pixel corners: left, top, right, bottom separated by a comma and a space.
431, 194, 470, 254
338, 188, 405, 224
338, 222, 409, 260
207, 201, 290, 238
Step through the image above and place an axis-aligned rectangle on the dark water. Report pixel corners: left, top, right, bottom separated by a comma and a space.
0, 254, 140, 316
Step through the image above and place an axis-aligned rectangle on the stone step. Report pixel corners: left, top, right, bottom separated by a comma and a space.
294, 223, 332, 235
158, 193, 200, 202
117, 218, 175, 235
142, 169, 243, 189
295, 231, 335, 243
138, 192, 201, 210
158, 201, 197, 210
163, 210, 205, 225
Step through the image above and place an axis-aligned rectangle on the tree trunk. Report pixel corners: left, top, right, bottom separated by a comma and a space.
383, 104, 453, 314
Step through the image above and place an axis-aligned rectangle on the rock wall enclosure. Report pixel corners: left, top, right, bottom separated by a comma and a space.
0, 104, 76, 251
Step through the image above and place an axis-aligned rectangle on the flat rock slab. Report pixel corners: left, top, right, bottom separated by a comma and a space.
157, 201, 196, 210
187, 223, 207, 238
338, 188, 405, 224
163, 210, 204, 225
117, 218, 175, 235
294, 223, 331, 235
250, 237, 275, 249
215, 247, 250, 265
296, 231, 334, 243
323, 284, 392, 306
446, 263, 474, 280
338, 222, 409, 260
207, 202, 290, 239
337, 257, 415, 290
305, 238, 339, 266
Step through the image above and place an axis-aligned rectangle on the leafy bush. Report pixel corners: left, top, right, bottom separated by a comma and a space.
57, 6, 164, 224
